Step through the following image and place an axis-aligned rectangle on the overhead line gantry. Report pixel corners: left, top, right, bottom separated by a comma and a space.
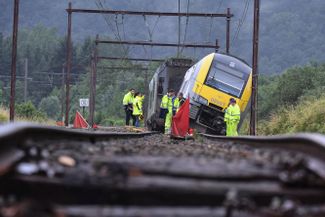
65, 3, 233, 127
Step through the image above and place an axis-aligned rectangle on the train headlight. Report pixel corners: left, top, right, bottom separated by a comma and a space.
197, 96, 208, 105
192, 93, 208, 106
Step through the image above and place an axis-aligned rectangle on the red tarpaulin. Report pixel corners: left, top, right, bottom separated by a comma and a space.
73, 111, 89, 129
171, 98, 190, 138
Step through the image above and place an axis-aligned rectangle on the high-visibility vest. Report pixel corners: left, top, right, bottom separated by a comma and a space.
123, 92, 134, 105
224, 104, 241, 123
133, 96, 143, 115
173, 98, 180, 112
160, 95, 170, 109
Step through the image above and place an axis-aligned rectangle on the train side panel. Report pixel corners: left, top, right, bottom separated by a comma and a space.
146, 58, 193, 131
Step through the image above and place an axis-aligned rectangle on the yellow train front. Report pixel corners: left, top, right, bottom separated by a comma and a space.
179, 52, 252, 134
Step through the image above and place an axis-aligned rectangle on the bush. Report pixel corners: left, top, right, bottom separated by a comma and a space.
16, 101, 46, 121
0, 107, 8, 123
258, 96, 325, 135
100, 118, 124, 126
258, 64, 325, 119
38, 96, 60, 119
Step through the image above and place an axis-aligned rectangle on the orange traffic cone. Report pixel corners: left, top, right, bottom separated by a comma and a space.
73, 111, 89, 129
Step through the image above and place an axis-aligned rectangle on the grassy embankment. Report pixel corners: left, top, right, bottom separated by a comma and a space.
0, 107, 55, 125
241, 62, 325, 135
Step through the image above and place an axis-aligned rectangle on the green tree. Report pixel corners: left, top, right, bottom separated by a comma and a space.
38, 96, 60, 119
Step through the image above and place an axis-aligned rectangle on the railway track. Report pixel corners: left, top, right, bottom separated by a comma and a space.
0, 123, 324, 217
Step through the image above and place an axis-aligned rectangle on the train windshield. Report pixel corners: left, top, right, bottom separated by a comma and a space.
205, 61, 247, 97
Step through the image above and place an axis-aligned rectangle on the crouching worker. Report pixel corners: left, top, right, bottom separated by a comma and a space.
224, 98, 241, 136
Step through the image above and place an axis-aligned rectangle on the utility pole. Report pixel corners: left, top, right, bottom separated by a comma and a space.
226, 8, 231, 54
1, 85, 5, 106
177, 0, 181, 57
89, 35, 98, 129
250, 0, 260, 135
61, 64, 65, 123
9, 0, 19, 121
65, 1, 72, 126
24, 58, 28, 102
215, 39, 219, 53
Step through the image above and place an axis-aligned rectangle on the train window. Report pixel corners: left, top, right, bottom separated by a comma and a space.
149, 79, 155, 110
205, 62, 246, 97
158, 77, 164, 94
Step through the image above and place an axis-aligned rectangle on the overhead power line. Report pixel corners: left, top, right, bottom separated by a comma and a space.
232, 0, 251, 45
96, 39, 219, 49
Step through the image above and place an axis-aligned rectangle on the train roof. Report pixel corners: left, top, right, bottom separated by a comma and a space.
214, 52, 251, 67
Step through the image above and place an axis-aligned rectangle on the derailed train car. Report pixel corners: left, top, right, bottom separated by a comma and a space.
147, 52, 252, 134
146, 58, 194, 131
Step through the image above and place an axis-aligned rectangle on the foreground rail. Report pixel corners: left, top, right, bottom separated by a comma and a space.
0, 123, 324, 217
200, 133, 325, 179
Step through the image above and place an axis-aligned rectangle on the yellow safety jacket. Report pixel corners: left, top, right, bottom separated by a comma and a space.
123, 91, 134, 106
224, 104, 241, 124
173, 98, 181, 114
224, 104, 241, 136
133, 96, 143, 115
160, 95, 171, 109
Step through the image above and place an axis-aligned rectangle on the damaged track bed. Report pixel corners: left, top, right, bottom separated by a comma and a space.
0, 124, 324, 217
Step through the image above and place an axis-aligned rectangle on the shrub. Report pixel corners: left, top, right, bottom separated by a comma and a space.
258, 96, 325, 135
0, 107, 8, 123
16, 101, 46, 121
38, 96, 60, 119
101, 118, 124, 126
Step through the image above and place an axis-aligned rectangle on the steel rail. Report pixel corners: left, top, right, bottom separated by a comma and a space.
200, 133, 325, 179
0, 123, 157, 177
0, 124, 324, 210
0, 123, 157, 146
6, 174, 325, 206
57, 205, 325, 217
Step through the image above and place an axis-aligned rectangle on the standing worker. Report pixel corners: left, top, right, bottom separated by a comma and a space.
123, 88, 136, 126
160, 90, 170, 120
133, 92, 144, 127
164, 89, 175, 134
224, 98, 241, 136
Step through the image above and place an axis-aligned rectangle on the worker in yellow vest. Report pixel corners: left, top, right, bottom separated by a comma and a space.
163, 89, 175, 134
160, 90, 172, 120
122, 88, 135, 126
133, 92, 144, 127
224, 98, 241, 136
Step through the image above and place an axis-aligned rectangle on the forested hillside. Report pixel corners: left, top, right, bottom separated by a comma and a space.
0, 1, 325, 128
256, 63, 325, 135
1, 0, 324, 73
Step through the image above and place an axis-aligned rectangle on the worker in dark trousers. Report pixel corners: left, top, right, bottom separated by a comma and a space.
159, 89, 174, 120
122, 88, 136, 126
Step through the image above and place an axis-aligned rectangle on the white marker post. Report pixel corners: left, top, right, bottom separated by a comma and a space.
79, 98, 89, 117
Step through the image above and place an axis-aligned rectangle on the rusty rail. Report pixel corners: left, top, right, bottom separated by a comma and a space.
0, 124, 324, 216
200, 133, 325, 179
